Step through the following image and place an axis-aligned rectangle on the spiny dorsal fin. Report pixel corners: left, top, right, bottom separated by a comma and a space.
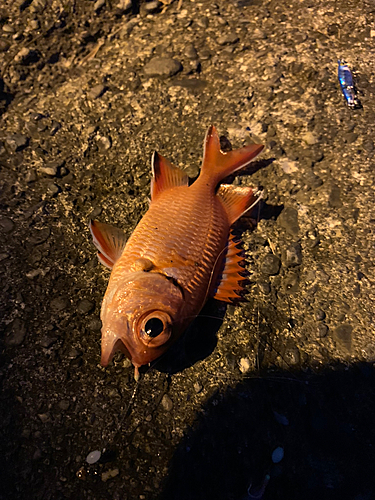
213, 231, 248, 303
217, 184, 263, 225
151, 151, 189, 201
200, 125, 264, 186
89, 220, 127, 269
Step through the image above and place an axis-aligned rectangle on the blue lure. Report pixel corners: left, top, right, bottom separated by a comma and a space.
338, 60, 361, 109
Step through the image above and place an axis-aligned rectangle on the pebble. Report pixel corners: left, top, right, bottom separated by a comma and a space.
196, 17, 209, 28
272, 446, 284, 464
116, 0, 132, 12
314, 309, 326, 321
88, 318, 102, 331
0, 217, 14, 233
184, 43, 198, 60
273, 411, 289, 426
260, 254, 281, 275
67, 347, 83, 359
101, 469, 119, 482
316, 323, 328, 338
0, 39, 10, 52
78, 299, 95, 314
143, 57, 182, 78
328, 183, 342, 208
193, 382, 203, 393
302, 131, 320, 145
87, 84, 107, 100
143, 1, 161, 13
14, 47, 39, 64
40, 335, 58, 348
38, 413, 50, 423
344, 132, 358, 144
49, 121, 61, 136
2, 24, 16, 34
94, 0, 105, 12
6, 134, 29, 152
283, 243, 302, 267
217, 33, 239, 46
86, 450, 101, 464
5, 318, 26, 346
40, 164, 58, 176
278, 207, 299, 236
96, 135, 111, 151
239, 357, 251, 373
47, 183, 60, 196
161, 394, 173, 411
58, 400, 70, 411
200, 48, 211, 60
333, 323, 353, 352
258, 281, 271, 294
279, 159, 298, 174
362, 138, 374, 152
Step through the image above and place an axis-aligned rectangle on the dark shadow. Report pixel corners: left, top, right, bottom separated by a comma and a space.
159, 362, 375, 500
150, 299, 226, 375
0, 77, 13, 116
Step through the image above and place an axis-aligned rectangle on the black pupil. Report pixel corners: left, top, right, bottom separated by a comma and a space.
145, 318, 164, 338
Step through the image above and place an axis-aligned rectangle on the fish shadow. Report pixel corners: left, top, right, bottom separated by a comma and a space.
159, 362, 375, 500
151, 300, 226, 375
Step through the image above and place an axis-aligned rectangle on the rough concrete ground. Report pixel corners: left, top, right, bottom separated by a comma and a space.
0, 0, 375, 499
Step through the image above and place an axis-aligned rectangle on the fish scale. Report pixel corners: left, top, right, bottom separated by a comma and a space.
89, 126, 264, 375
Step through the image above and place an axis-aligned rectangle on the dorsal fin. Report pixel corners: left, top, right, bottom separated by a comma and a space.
213, 231, 249, 303
217, 184, 263, 225
151, 151, 189, 201
199, 125, 264, 186
89, 220, 127, 269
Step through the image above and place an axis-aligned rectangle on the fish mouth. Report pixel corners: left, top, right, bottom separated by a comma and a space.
101, 337, 132, 367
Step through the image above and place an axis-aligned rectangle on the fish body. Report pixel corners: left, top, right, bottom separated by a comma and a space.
90, 126, 264, 375
338, 60, 361, 109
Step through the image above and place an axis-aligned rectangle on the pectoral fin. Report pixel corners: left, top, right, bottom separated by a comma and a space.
89, 220, 127, 269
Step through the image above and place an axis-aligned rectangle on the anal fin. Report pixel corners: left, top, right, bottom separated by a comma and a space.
213, 231, 249, 303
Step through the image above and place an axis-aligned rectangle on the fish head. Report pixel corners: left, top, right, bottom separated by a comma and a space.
100, 271, 184, 368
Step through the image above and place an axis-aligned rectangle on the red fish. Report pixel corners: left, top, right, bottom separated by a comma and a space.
90, 126, 264, 379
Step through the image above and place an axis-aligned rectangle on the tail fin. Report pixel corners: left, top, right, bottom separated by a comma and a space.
199, 125, 264, 186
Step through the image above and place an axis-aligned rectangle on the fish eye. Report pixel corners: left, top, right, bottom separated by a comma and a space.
144, 317, 164, 337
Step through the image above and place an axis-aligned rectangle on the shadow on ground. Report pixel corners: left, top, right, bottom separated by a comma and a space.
160, 362, 375, 500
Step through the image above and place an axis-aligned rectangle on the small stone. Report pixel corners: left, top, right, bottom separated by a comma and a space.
47, 183, 60, 196
116, 0, 132, 12
87, 84, 107, 100
67, 347, 83, 359
0, 39, 10, 52
5, 318, 26, 346
6, 134, 29, 152
143, 57, 182, 78
143, 1, 161, 13
29, 227, 51, 245
314, 309, 326, 321
40, 335, 58, 348
49, 121, 61, 136
40, 164, 58, 176
78, 299, 95, 314
316, 323, 328, 338
258, 281, 271, 294
302, 131, 319, 145
344, 132, 358, 144
184, 44, 198, 60
94, 0, 105, 12
283, 243, 302, 267
86, 450, 101, 464
239, 357, 251, 373
2, 24, 16, 34
196, 17, 209, 28
14, 47, 39, 64
200, 48, 211, 60
25, 170, 37, 182
193, 382, 203, 393
333, 323, 353, 352
58, 400, 70, 411
328, 183, 342, 208
38, 413, 50, 423
272, 446, 284, 463
217, 33, 239, 46
260, 254, 281, 275
88, 318, 102, 331
273, 411, 289, 426
278, 207, 300, 236
161, 394, 173, 411
0, 217, 14, 233
279, 159, 298, 174
101, 468, 119, 482
96, 135, 111, 151
362, 139, 374, 152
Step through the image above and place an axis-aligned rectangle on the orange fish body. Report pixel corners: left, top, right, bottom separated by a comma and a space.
90, 126, 264, 377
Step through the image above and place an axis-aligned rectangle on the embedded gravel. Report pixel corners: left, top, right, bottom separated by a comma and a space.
1, 1, 375, 499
